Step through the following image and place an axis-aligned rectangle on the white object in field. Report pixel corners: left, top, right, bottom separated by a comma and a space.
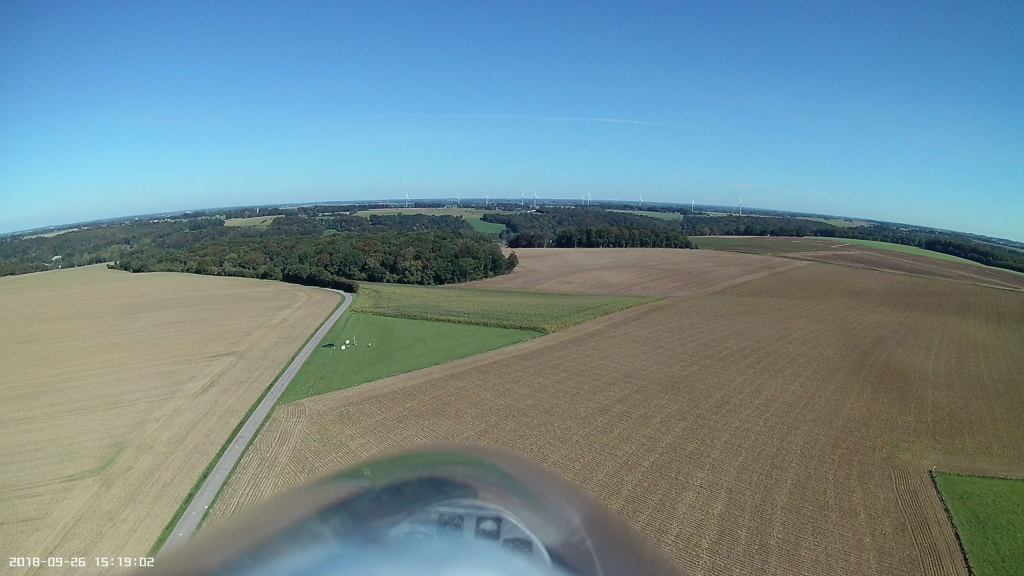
341, 345, 346, 350
345, 340, 350, 345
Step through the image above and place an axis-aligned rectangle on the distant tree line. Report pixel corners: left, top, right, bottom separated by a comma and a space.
0, 218, 225, 275
110, 229, 515, 289
827, 227, 1024, 272
552, 227, 692, 248
486, 208, 696, 249
484, 207, 1024, 273
1, 214, 516, 289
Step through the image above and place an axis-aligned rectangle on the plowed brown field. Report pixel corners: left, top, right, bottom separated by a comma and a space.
0, 266, 339, 575
209, 248, 1024, 575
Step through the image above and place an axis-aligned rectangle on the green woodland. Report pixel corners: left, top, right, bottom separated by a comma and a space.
0, 213, 515, 289
3, 204, 1022, 286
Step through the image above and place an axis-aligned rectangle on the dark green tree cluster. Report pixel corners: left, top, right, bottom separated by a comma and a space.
678, 215, 837, 237
484, 208, 681, 241
110, 230, 516, 287
0, 218, 228, 276
2, 212, 516, 288
318, 213, 473, 234
487, 208, 698, 248
486, 208, 827, 247
554, 226, 693, 248
918, 238, 1024, 272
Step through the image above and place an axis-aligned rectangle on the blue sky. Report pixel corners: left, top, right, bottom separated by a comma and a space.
1, 1, 1022, 241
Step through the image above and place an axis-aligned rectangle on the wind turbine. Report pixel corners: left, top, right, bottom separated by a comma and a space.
457, 192, 461, 207
533, 190, 538, 209
639, 195, 643, 209
405, 193, 410, 208
739, 197, 743, 216
485, 194, 489, 208
587, 192, 591, 206
691, 199, 695, 213
581, 193, 585, 207
521, 190, 525, 207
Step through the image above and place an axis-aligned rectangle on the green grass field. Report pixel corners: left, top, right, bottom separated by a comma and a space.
826, 238, 983, 266
353, 282, 659, 332
933, 473, 1024, 576
277, 312, 539, 403
224, 215, 282, 227
354, 207, 506, 234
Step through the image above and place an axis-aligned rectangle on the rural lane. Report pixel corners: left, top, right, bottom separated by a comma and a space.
159, 289, 352, 554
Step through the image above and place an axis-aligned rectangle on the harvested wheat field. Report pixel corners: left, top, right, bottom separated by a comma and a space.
698, 236, 1024, 291
465, 247, 807, 296
209, 248, 1024, 575
0, 265, 339, 575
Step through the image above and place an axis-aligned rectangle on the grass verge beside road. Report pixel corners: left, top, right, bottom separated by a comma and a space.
933, 472, 1024, 576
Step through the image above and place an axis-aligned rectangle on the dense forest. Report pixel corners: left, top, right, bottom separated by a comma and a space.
484, 209, 696, 248
0, 213, 516, 289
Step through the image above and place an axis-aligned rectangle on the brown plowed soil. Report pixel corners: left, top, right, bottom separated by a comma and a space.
788, 248, 1024, 290
890, 466, 965, 576
464, 247, 808, 296
210, 248, 1024, 575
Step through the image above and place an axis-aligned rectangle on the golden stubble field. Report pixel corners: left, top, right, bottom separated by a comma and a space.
0, 265, 339, 575
209, 248, 1024, 575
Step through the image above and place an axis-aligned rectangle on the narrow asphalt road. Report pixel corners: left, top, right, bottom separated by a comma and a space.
159, 289, 353, 554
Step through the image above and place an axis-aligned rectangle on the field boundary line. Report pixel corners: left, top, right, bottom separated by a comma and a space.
780, 251, 1024, 292
890, 465, 968, 576
297, 293, 672, 409
929, 470, 974, 576
155, 289, 352, 555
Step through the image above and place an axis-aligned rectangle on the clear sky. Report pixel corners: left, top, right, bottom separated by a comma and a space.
1, 1, 1022, 241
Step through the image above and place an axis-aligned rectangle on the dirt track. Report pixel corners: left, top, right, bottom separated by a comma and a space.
208, 248, 1024, 575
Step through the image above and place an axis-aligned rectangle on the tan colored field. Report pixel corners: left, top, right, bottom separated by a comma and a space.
693, 236, 1024, 291
0, 265, 338, 575
223, 215, 282, 227
467, 247, 808, 296
209, 248, 1024, 575
787, 244, 1024, 291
